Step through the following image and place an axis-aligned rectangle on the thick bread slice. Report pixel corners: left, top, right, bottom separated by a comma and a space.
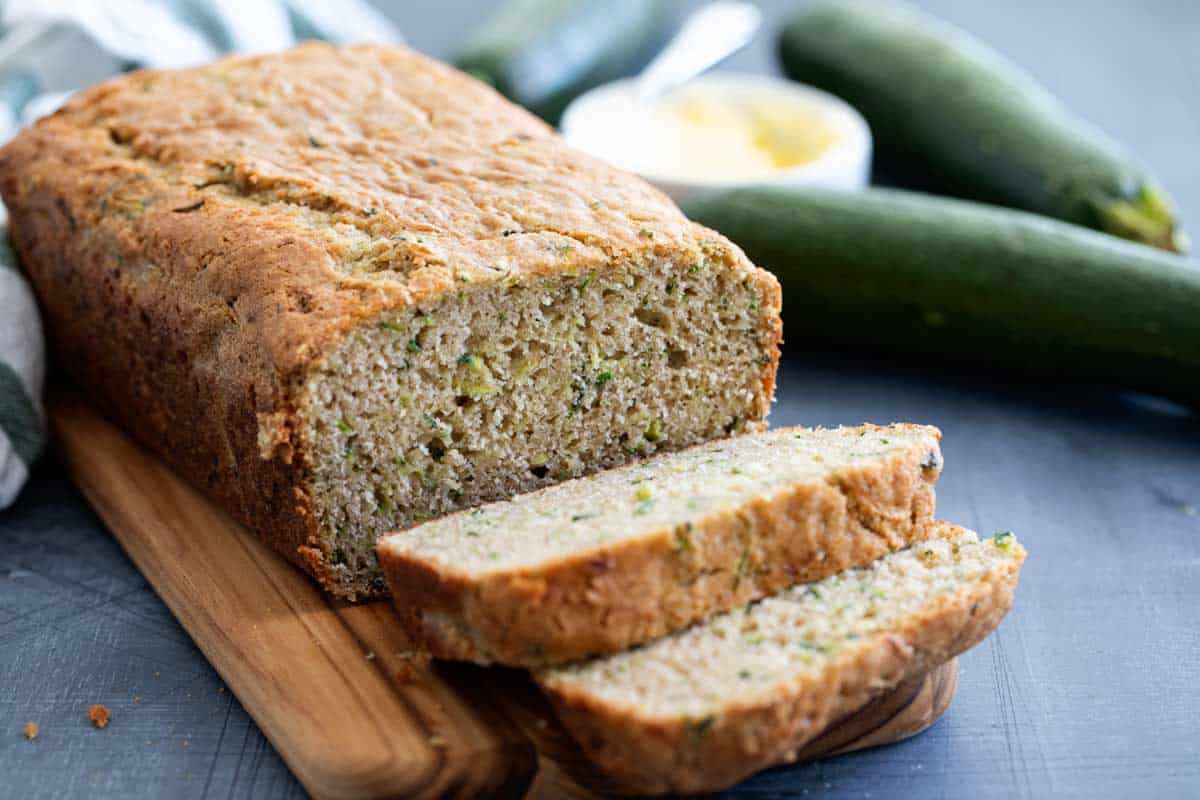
537, 522, 1025, 795
378, 423, 942, 666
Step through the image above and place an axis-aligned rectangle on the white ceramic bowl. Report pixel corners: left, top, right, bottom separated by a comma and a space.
560, 72, 872, 204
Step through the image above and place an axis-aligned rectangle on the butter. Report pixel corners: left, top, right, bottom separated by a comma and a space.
646, 87, 840, 182
560, 72, 872, 200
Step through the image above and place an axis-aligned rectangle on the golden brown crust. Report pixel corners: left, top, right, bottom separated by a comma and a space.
0, 43, 779, 597
378, 425, 942, 666
538, 523, 1025, 795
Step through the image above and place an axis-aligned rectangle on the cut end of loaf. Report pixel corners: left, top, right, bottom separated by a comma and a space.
301, 255, 780, 596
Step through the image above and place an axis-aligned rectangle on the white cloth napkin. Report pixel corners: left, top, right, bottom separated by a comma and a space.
0, 0, 402, 507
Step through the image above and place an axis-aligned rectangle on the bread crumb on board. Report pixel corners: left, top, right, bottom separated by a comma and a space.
88, 704, 110, 729
23, 721, 38, 740
393, 651, 432, 684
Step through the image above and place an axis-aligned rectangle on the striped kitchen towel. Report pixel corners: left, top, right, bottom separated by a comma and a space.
0, 230, 43, 507
0, 0, 402, 508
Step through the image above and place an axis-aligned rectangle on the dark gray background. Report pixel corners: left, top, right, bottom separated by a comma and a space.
3, 1, 1198, 797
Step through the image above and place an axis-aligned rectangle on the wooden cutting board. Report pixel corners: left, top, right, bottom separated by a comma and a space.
50, 394, 958, 799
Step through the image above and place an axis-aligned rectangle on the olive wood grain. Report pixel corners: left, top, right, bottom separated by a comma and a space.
50, 393, 957, 799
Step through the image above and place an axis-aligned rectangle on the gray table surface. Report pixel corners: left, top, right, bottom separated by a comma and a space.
3, 1, 1198, 797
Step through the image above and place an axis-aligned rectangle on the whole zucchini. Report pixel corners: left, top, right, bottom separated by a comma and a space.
779, 1, 1187, 253
682, 187, 1200, 404
456, 0, 674, 125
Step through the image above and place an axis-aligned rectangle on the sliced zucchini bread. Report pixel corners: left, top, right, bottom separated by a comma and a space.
538, 522, 1025, 795
378, 423, 943, 665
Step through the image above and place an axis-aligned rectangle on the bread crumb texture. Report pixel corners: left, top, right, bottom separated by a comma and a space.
88, 704, 110, 729
0, 43, 781, 598
310, 247, 778, 595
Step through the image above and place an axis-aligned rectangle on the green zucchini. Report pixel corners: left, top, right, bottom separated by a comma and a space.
455, 0, 674, 125
682, 187, 1200, 404
778, 1, 1187, 253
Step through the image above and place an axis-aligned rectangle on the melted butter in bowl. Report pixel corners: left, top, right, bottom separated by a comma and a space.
561, 72, 871, 202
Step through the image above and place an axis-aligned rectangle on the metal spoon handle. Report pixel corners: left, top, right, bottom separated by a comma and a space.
631, 1, 763, 104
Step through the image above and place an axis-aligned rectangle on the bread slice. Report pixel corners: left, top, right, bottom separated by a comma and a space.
0, 43, 781, 598
378, 423, 943, 666
537, 523, 1025, 795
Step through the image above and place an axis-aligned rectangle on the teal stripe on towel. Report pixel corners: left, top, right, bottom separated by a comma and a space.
0, 360, 43, 466
0, 237, 18, 271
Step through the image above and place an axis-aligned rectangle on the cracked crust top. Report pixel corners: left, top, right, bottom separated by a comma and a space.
0, 42, 766, 384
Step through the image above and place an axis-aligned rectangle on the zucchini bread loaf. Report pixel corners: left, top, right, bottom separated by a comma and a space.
0, 43, 781, 597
